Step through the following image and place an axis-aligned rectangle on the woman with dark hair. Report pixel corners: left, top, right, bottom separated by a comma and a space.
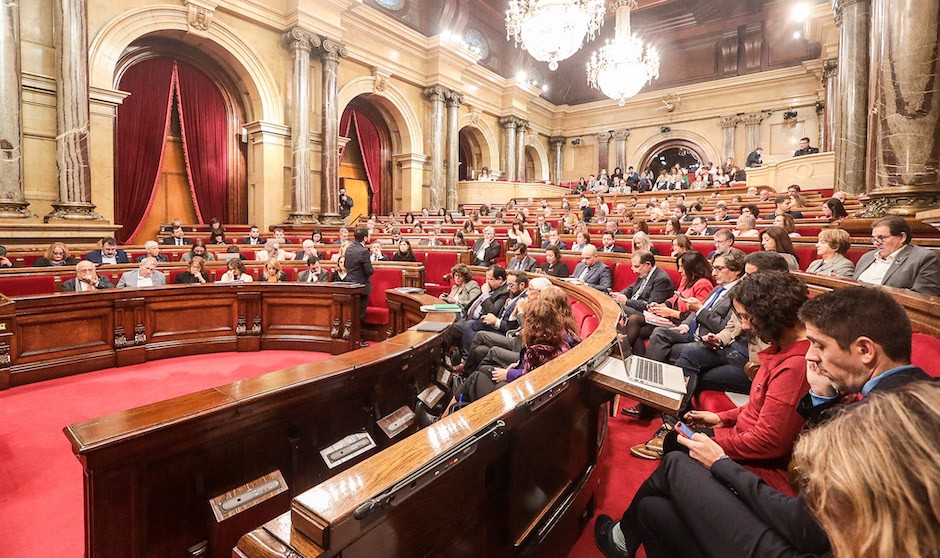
332, 256, 349, 281
175, 256, 210, 284
760, 226, 800, 270
437, 208, 446, 217
571, 231, 593, 251
392, 239, 417, 262
821, 197, 849, 221
540, 245, 570, 277
404, 212, 415, 224
208, 218, 225, 240
209, 231, 226, 245
443, 213, 456, 225
452, 230, 466, 246
311, 230, 324, 244
219, 258, 251, 282
773, 213, 800, 237
412, 221, 425, 235
462, 220, 477, 234
670, 234, 693, 258
507, 219, 532, 249
632, 219, 650, 235
440, 264, 481, 309
664, 217, 683, 236
181, 240, 217, 262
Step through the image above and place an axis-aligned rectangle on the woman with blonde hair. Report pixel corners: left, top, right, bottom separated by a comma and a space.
806, 228, 855, 277
34, 242, 79, 267
262, 259, 288, 282
632, 231, 660, 256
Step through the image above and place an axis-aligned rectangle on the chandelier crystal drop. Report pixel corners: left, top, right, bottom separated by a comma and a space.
586, 0, 660, 106
506, 0, 607, 71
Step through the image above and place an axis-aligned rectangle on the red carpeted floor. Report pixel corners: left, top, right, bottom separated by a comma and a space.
0, 355, 659, 558
0, 351, 332, 558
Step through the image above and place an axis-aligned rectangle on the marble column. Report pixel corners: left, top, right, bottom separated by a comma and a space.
499, 117, 517, 181
821, 58, 838, 152
833, 0, 869, 195
0, 0, 31, 218
741, 113, 764, 154
317, 38, 347, 225
549, 136, 565, 184
515, 121, 527, 181
444, 90, 462, 211
612, 129, 629, 170
284, 28, 319, 223
859, 0, 940, 216
47, 0, 101, 221
424, 87, 447, 210
718, 116, 738, 162
596, 132, 611, 173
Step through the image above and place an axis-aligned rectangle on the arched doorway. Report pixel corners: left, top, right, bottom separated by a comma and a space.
340, 98, 394, 219
458, 125, 496, 180
114, 41, 248, 242
638, 140, 708, 178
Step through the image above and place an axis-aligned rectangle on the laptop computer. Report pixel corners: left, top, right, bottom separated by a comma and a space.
617, 337, 688, 394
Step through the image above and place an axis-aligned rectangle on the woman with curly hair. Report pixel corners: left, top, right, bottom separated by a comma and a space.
34, 242, 79, 267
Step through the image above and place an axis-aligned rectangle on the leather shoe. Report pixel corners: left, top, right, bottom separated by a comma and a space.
621, 404, 656, 420
629, 443, 663, 460
594, 514, 629, 558
644, 423, 673, 452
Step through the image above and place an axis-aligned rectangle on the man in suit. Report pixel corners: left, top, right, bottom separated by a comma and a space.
645, 249, 746, 363
775, 195, 804, 219
116, 257, 166, 288
793, 136, 819, 157
419, 228, 443, 246
612, 251, 674, 314
338, 186, 354, 222
600, 232, 627, 253
62, 260, 115, 292
295, 239, 326, 262
604, 220, 622, 236
136, 240, 169, 263
470, 269, 528, 351
572, 245, 613, 292
540, 229, 569, 250
344, 227, 374, 331
85, 237, 130, 265
163, 227, 192, 246
471, 226, 502, 266
688, 216, 717, 237
507, 244, 538, 272
745, 147, 763, 167
241, 225, 263, 245
712, 203, 729, 223
797, 285, 934, 424
706, 229, 735, 262
445, 265, 510, 359
333, 227, 350, 245
297, 256, 330, 283
853, 215, 940, 296
535, 215, 553, 237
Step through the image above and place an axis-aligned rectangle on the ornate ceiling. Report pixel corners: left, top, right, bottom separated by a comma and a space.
364, 0, 824, 105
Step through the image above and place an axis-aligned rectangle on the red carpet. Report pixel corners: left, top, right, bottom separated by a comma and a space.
0, 351, 331, 558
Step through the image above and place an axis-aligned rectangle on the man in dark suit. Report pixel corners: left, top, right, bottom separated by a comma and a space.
163, 227, 192, 246
136, 240, 169, 263
446, 265, 510, 359
338, 186, 354, 222
344, 227, 374, 331
62, 260, 115, 292
540, 229, 569, 250
600, 232, 627, 253
471, 226, 502, 266
688, 216, 717, 237
241, 225, 263, 245
775, 195, 804, 219
797, 285, 934, 424
853, 215, 940, 296
85, 237, 130, 265
612, 251, 674, 314
645, 249, 746, 363
706, 230, 735, 262
745, 147, 763, 167
297, 256, 330, 283
571, 245, 612, 292
793, 136, 819, 157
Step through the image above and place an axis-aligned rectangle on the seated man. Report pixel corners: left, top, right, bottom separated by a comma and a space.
706, 229, 734, 262
62, 260, 115, 292
333, 227, 350, 245
540, 229, 569, 250
116, 257, 166, 288
420, 228, 444, 246
797, 285, 934, 424
571, 245, 612, 292
295, 239, 325, 262
471, 226, 501, 266
241, 225, 263, 245
612, 250, 674, 315
774, 195, 804, 219
0, 245, 12, 268
163, 226, 191, 246
297, 256, 330, 283
688, 216, 716, 237
273, 227, 292, 245
85, 237, 129, 265
853, 215, 940, 296
645, 249, 745, 363
136, 240, 169, 263
444, 265, 509, 359
599, 232, 626, 253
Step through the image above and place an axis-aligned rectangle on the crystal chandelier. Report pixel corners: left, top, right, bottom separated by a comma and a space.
506, 0, 606, 71
586, 0, 660, 106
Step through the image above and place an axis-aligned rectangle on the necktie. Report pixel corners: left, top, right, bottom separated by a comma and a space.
579, 265, 591, 281
689, 286, 725, 336
631, 274, 652, 300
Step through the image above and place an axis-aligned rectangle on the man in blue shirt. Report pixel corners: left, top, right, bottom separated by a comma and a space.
797, 286, 933, 424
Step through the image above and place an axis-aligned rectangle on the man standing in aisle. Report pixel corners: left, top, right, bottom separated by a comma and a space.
344, 227, 374, 343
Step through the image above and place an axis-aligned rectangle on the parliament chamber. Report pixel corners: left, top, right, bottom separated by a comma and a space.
2, 0, 940, 557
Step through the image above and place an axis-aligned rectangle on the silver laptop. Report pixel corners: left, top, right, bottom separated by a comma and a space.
618, 337, 688, 394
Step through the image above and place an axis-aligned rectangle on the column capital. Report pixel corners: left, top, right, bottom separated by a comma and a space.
718, 115, 739, 128
499, 116, 518, 130
549, 136, 566, 147
423, 86, 448, 102
444, 90, 464, 107
832, 0, 869, 26
319, 38, 348, 62
284, 27, 319, 53
822, 58, 838, 85
596, 132, 612, 142
515, 120, 528, 133
612, 129, 630, 140
740, 112, 765, 126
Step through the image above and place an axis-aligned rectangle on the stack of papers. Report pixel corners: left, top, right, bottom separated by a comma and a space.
420, 304, 462, 312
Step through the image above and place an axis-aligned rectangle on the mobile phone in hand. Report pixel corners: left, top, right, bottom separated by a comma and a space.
675, 421, 696, 439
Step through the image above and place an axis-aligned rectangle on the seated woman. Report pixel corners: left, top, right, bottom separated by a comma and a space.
663, 217, 682, 236
208, 217, 225, 239
440, 263, 481, 309
219, 258, 252, 282
806, 228, 855, 278
404, 212, 415, 225
411, 222, 425, 236
670, 234, 693, 258
631, 219, 649, 235
760, 226, 800, 270
392, 239, 417, 262
181, 240, 217, 263
597, 382, 939, 558
734, 213, 759, 238
445, 286, 580, 409
175, 256, 210, 284
262, 259, 288, 282
443, 213, 456, 225
332, 256, 349, 282
34, 242, 80, 267
632, 231, 660, 256
508, 219, 532, 249
563, 210, 580, 233
452, 230, 467, 247
540, 245, 570, 278
821, 197, 849, 222
208, 231, 226, 245
773, 212, 801, 237
571, 231, 593, 252
462, 219, 477, 234
620, 251, 713, 357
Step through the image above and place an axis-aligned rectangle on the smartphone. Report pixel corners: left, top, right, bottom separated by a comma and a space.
675, 421, 696, 439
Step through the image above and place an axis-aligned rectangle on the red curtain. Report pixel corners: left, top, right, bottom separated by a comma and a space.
351, 111, 382, 215
176, 61, 229, 223
115, 58, 176, 242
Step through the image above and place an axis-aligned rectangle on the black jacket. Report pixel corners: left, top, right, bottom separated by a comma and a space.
797, 366, 933, 424
342, 240, 374, 294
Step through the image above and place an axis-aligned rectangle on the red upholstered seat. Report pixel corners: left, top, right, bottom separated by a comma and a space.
580, 315, 599, 338
791, 246, 816, 270
364, 268, 404, 325
571, 302, 591, 330
168, 269, 188, 283
612, 262, 637, 292
693, 390, 739, 414
911, 332, 940, 376
0, 275, 56, 297
661, 266, 681, 288
20, 254, 41, 267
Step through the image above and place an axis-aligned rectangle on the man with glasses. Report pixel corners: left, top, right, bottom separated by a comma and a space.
62, 260, 115, 292
445, 265, 510, 360
471, 226, 502, 266
612, 251, 674, 315
688, 216, 716, 237
572, 245, 612, 291
706, 229, 735, 262
853, 216, 939, 295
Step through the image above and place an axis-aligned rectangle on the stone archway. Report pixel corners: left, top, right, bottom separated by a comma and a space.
524, 140, 550, 181
632, 131, 719, 175
638, 139, 709, 177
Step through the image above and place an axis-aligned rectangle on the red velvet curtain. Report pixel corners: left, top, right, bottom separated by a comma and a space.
115, 58, 176, 242
351, 111, 382, 215
176, 61, 229, 223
